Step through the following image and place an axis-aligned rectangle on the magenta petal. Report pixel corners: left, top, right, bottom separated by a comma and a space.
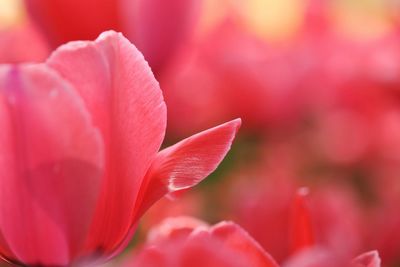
352, 251, 381, 267
0, 65, 103, 265
47, 31, 167, 253
136, 118, 241, 217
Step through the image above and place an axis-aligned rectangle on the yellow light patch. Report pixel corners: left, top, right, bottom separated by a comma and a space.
332, 0, 394, 40
0, 0, 26, 29
239, 0, 304, 42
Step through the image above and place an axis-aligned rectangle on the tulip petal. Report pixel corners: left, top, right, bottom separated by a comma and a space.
47, 31, 167, 254
136, 118, 241, 217
352, 251, 381, 267
210, 222, 280, 267
0, 65, 103, 265
110, 119, 240, 258
126, 219, 278, 267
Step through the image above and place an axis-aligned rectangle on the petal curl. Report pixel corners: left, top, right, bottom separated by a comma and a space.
136, 118, 241, 218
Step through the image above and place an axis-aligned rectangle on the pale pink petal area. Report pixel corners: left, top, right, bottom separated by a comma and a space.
290, 187, 315, 253
24, 0, 121, 46
351, 251, 381, 267
47, 31, 167, 253
135, 119, 241, 218
209, 221, 280, 267
122, 0, 201, 74
0, 64, 103, 265
0, 22, 49, 63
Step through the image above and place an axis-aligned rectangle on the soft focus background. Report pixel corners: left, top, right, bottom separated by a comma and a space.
1, 0, 400, 266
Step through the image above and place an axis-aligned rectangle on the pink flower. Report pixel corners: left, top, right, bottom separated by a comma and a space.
125, 216, 279, 267
123, 214, 380, 267
0, 30, 240, 266
24, 0, 200, 74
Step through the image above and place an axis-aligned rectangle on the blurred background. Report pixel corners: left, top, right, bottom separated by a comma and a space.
1, 0, 400, 266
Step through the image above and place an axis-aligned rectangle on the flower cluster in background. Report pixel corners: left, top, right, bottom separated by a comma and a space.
0, 0, 399, 266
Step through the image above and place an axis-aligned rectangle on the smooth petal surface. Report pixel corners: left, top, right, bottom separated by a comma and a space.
47, 31, 167, 255
352, 251, 381, 267
24, 0, 121, 46
0, 65, 103, 265
135, 118, 241, 218
122, 0, 201, 74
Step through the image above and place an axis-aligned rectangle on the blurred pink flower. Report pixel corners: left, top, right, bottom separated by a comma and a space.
160, 0, 400, 136
161, 20, 306, 136
125, 217, 279, 267
123, 212, 379, 267
0, 30, 240, 266
24, 0, 200, 74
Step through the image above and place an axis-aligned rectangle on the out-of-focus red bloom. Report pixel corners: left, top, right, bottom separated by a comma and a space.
222, 149, 365, 263
24, 0, 200, 74
283, 189, 380, 267
0, 30, 240, 266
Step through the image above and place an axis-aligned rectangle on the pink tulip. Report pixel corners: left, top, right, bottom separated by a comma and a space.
124, 214, 380, 267
0, 30, 240, 266
125, 217, 279, 267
